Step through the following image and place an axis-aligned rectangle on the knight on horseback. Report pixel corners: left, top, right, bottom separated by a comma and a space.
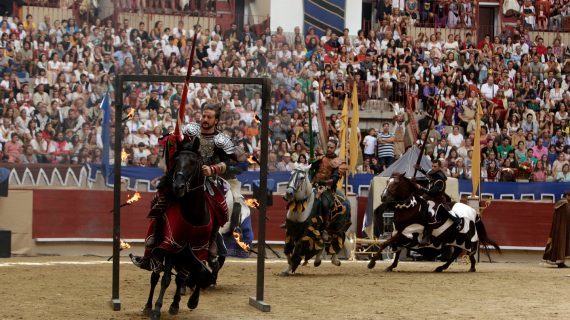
309, 140, 347, 239
413, 160, 460, 245
132, 103, 242, 272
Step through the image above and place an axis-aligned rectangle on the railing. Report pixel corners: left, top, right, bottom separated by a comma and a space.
24, 0, 65, 8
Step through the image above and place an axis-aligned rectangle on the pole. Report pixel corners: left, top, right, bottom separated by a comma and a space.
249, 77, 271, 312
306, 77, 315, 161
111, 75, 123, 311
413, 94, 440, 178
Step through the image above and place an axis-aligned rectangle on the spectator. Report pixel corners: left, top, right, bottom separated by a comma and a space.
363, 128, 377, 160
377, 122, 395, 170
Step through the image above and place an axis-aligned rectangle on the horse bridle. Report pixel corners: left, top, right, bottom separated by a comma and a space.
288, 169, 306, 192
172, 150, 204, 193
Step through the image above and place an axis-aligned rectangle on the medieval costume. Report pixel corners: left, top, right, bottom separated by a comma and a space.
308, 145, 351, 254
131, 122, 239, 272
543, 195, 570, 267
415, 164, 458, 244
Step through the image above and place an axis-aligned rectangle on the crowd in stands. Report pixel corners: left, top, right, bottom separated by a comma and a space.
118, 0, 217, 15
0, 2, 569, 183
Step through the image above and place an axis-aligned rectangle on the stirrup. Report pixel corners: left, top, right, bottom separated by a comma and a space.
130, 255, 151, 271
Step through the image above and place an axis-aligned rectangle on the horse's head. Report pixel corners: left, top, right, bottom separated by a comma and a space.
172, 137, 203, 198
381, 172, 416, 203
283, 164, 312, 202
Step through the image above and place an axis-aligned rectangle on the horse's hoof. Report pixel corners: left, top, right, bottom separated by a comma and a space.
150, 310, 161, 320
142, 305, 152, 316
434, 267, 445, 273
385, 267, 394, 272
332, 259, 341, 267
314, 259, 322, 267
279, 271, 291, 277
187, 293, 199, 310
302, 260, 308, 266
469, 268, 476, 272
367, 260, 376, 269
168, 304, 179, 315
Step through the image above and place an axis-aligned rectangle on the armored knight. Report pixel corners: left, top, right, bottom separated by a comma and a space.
414, 160, 458, 245
132, 104, 242, 271
309, 140, 347, 228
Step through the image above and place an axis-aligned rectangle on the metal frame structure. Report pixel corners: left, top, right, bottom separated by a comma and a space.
111, 74, 272, 312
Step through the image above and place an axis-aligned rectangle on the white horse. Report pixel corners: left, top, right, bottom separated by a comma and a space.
281, 164, 341, 276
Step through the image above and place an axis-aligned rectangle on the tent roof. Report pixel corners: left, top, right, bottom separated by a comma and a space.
379, 145, 432, 179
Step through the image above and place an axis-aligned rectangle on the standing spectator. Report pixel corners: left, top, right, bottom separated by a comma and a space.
447, 125, 464, 148
363, 128, 377, 160
377, 122, 395, 170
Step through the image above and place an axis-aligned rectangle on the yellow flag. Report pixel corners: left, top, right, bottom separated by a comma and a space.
349, 83, 360, 175
471, 99, 483, 196
337, 95, 349, 190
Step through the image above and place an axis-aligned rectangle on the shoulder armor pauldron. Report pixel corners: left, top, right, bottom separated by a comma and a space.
182, 122, 200, 138
214, 133, 236, 154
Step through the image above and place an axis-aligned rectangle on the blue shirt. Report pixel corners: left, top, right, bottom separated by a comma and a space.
278, 99, 297, 114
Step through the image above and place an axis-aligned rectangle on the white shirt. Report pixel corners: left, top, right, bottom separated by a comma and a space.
480, 83, 499, 100
363, 135, 377, 155
447, 133, 464, 148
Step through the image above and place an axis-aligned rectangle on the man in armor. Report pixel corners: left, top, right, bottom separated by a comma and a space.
309, 140, 347, 237
132, 103, 242, 271
414, 160, 457, 245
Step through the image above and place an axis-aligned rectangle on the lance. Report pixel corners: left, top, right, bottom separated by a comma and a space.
413, 91, 440, 179
174, 22, 201, 141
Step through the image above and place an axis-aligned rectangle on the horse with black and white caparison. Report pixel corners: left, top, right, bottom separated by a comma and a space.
367, 173, 500, 273
280, 164, 351, 276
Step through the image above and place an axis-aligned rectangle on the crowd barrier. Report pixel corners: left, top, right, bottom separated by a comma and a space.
5, 164, 566, 201
0, 189, 555, 253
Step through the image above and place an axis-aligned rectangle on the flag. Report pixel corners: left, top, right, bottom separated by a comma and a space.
349, 83, 360, 175
471, 99, 483, 196
337, 95, 349, 190
100, 93, 111, 170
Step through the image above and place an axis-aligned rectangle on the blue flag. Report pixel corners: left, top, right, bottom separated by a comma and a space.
100, 93, 111, 175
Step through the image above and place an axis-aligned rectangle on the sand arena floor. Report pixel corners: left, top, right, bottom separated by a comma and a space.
0, 256, 569, 320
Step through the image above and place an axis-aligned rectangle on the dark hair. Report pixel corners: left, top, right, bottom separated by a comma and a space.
202, 103, 221, 120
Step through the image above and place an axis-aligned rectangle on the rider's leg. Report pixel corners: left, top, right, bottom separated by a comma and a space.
419, 202, 438, 246
147, 191, 168, 247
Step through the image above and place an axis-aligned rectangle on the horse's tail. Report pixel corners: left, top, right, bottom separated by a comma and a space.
475, 217, 501, 255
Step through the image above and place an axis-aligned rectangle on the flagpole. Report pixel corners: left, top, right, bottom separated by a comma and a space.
305, 76, 315, 161
413, 94, 440, 178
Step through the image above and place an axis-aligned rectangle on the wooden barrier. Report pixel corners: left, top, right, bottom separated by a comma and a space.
22, 5, 74, 23
118, 13, 216, 33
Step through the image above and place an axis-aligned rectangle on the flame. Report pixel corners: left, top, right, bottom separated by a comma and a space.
126, 192, 141, 204
233, 231, 250, 251
247, 155, 257, 165
120, 240, 131, 250
244, 198, 259, 208
126, 108, 135, 119
121, 149, 128, 162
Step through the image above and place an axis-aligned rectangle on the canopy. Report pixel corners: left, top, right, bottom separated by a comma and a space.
379, 145, 432, 179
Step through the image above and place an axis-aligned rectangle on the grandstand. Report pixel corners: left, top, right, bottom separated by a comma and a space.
0, 0, 568, 252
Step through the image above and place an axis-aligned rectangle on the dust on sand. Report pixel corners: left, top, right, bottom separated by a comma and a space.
0, 256, 568, 320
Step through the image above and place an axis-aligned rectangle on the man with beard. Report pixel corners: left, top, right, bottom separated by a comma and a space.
309, 140, 347, 236
131, 104, 242, 272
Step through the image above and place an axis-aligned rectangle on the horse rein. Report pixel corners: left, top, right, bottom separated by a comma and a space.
172, 151, 205, 193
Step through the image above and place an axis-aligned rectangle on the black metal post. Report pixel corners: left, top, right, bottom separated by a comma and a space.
111, 75, 123, 311
249, 77, 271, 312
105, 74, 270, 313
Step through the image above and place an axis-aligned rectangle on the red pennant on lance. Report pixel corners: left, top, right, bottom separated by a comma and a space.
174, 27, 200, 142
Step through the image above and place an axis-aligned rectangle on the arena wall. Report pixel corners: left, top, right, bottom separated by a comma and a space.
0, 188, 555, 256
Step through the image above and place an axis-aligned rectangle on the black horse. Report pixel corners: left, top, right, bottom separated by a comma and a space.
137, 138, 222, 320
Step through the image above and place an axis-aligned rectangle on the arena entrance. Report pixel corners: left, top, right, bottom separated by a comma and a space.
110, 74, 272, 312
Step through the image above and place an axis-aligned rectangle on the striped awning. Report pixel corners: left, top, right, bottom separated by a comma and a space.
304, 0, 346, 37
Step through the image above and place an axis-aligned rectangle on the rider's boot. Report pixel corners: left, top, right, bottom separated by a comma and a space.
146, 193, 168, 247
